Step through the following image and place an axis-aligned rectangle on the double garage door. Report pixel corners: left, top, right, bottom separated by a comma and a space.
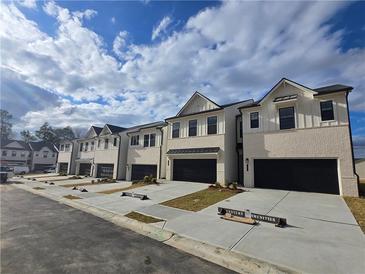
131, 164, 157, 181
173, 159, 216, 183
254, 159, 339, 194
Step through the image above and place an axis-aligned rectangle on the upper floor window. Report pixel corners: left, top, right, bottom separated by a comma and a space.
85, 142, 89, 151
144, 134, 149, 147
189, 120, 197, 137
172, 122, 180, 138
35, 153, 39, 157
104, 139, 109, 149
113, 138, 118, 147
150, 134, 156, 147
11, 151, 16, 157
279, 107, 295, 130
21, 152, 25, 157
65, 144, 70, 151
60, 144, 64, 151
131, 135, 139, 146
43, 151, 48, 158
90, 141, 94, 151
52, 153, 55, 157
239, 121, 243, 138
250, 112, 259, 129
320, 100, 334, 121
207, 116, 217, 135
2, 150, 7, 156
79, 143, 83, 152
97, 139, 100, 148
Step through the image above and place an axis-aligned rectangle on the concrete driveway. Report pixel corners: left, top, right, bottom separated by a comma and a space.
139, 188, 365, 274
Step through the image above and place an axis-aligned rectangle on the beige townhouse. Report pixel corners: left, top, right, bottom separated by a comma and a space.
239, 78, 359, 197
75, 124, 129, 179
57, 140, 78, 174
125, 121, 167, 181
165, 92, 253, 185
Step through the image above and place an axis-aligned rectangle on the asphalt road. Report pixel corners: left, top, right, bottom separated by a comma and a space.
0, 185, 234, 274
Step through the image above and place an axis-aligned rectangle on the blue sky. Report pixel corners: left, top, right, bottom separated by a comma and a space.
0, 0, 364, 148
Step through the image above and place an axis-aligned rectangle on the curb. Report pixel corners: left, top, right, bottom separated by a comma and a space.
12, 182, 297, 274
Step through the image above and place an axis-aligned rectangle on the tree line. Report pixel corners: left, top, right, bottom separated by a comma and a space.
0, 109, 76, 145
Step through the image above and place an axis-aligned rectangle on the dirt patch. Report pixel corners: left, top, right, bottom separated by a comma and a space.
63, 195, 82, 200
161, 187, 242, 212
125, 211, 163, 223
97, 182, 157, 194
33, 187, 45, 190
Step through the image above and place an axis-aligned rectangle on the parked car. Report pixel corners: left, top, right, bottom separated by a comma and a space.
12, 166, 30, 175
43, 167, 56, 173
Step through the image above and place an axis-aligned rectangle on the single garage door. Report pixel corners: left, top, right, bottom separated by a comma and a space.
254, 159, 339, 194
131, 164, 157, 181
97, 164, 114, 178
173, 159, 216, 183
79, 163, 91, 176
33, 164, 53, 172
59, 163, 68, 173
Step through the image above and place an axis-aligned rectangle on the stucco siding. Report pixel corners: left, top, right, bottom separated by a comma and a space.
243, 126, 358, 196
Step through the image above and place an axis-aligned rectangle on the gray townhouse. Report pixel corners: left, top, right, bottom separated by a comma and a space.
1, 138, 58, 172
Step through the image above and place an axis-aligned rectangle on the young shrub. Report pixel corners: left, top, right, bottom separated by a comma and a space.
151, 177, 157, 184
143, 176, 151, 183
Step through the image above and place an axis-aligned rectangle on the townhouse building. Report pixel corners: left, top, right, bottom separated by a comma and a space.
125, 121, 167, 181
73, 124, 129, 179
164, 92, 253, 185
0, 139, 58, 172
239, 78, 359, 196
57, 140, 78, 174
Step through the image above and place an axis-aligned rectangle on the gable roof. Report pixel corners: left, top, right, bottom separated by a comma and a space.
239, 78, 353, 110
0, 138, 31, 150
166, 91, 253, 121
176, 91, 221, 116
29, 141, 58, 153
92, 126, 103, 135
125, 121, 166, 134
105, 124, 127, 134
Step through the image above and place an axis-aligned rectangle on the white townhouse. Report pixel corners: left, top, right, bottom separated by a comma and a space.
74, 124, 129, 179
125, 121, 167, 181
29, 141, 58, 171
164, 92, 253, 185
57, 140, 78, 174
239, 78, 359, 197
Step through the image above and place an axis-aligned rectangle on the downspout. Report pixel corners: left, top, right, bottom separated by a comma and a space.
116, 133, 122, 180
346, 91, 360, 195
157, 127, 163, 180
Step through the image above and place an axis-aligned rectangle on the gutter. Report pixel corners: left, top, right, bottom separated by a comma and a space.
346, 92, 360, 196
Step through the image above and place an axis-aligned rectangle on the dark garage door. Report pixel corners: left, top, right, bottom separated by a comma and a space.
59, 163, 68, 173
254, 159, 339, 194
131, 164, 157, 181
33, 164, 53, 172
79, 163, 91, 176
173, 159, 216, 183
97, 164, 114, 178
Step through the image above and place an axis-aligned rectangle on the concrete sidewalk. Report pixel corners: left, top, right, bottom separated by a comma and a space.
12, 176, 365, 274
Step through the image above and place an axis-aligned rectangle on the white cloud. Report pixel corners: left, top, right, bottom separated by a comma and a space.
16, 0, 37, 9
111, 17, 116, 24
1, 1, 365, 133
152, 16, 172, 41
112, 31, 128, 59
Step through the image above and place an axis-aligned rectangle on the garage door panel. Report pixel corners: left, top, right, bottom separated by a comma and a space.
254, 159, 339, 195
97, 164, 114, 178
131, 165, 157, 181
79, 163, 91, 176
173, 159, 216, 183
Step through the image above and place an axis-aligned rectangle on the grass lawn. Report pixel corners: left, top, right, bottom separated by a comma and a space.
63, 194, 82, 200
343, 181, 365, 233
160, 187, 242, 212
125, 211, 163, 223
97, 182, 157, 194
